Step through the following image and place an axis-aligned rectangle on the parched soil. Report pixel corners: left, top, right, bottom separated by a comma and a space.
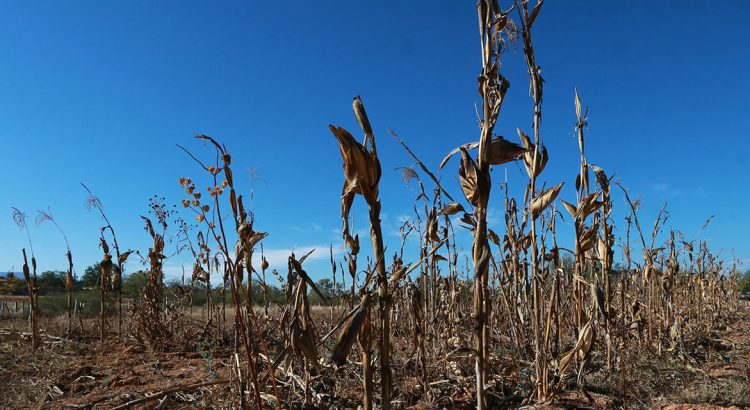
1, 305, 749, 409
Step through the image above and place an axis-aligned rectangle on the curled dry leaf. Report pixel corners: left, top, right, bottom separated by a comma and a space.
561, 199, 577, 219
291, 257, 329, 304
590, 282, 606, 319
557, 319, 596, 376
459, 212, 477, 228
388, 264, 410, 289
488, 229, 501, 246
291, 316, 320, 370
531, 182, 564, 219
518, 128, 548, 178
346, 233, 360, 255
458, 148, 489, 207
577, 192, 603, 220
437, 202, 465, 216
118, 251, 132, 266
426, 213, 440, 243
329, 124, 381, 240
439, 136, 528, 170
331, 295, 370, 366
578, 223, 599, 253
433, 254, 448, 262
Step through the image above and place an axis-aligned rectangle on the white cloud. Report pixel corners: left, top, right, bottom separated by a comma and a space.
652, 182, 683, 197
261, 243, 343, 268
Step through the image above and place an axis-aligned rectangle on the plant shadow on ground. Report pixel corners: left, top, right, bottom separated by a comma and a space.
0, 304, 748, 409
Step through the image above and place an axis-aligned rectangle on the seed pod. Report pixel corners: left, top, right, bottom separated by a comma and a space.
65, 271, 73, 290
100, 254, 113, 275
348, 256, 357, 278
596, 237, 608, 262
352, 95, 373, 137
111, 265, 121, 290
558, 320, 596, 376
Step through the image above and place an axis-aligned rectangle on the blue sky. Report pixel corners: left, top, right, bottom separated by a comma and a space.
1, 1, 748, 282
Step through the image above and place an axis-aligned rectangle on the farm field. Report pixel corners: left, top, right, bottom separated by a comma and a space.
2, 1, 749, 409
1, 304, 749, 409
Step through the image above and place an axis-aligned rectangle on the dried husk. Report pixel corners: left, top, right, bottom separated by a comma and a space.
329, 125, 381, 204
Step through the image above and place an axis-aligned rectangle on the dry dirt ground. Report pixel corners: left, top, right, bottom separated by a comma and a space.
1, 305, 749, 409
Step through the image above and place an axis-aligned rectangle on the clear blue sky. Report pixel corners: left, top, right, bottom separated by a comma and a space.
1, 1, 748, 281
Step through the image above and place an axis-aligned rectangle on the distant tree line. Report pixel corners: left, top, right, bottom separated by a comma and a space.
0, 262, 348, 307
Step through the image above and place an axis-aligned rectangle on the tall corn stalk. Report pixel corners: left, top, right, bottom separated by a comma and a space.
470, 1, 511, 407
82, 184, 130, 338
13, 208, 40, 350
517, 0, 549, 400
329, 95, 391, 408
36, 208, 74, 335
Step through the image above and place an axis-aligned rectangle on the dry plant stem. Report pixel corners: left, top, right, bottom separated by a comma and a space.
81, 183, 127, 339
390, 131, 455, 202
519, 0, 547, 401
21, 248, 40, 350
110, 379, 230, 410
66, 251, 73, 334
368, 198, 392, 409
357, 102, 392, 410
474, 6, 490, 407
473, 1, 510, 407
330, 96, 390, 408
178, 141, 264, 409
13, 208, 40, 350
36, 209, 74, 335
361, 304, 374, 410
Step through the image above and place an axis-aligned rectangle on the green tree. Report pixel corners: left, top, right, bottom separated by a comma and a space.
38, 271, 66, 292
82, 263, 102, 289
308, 278, 342, 305
122, 271, 148, 297
739, 269, 750, 294
0, 274, 24, 295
